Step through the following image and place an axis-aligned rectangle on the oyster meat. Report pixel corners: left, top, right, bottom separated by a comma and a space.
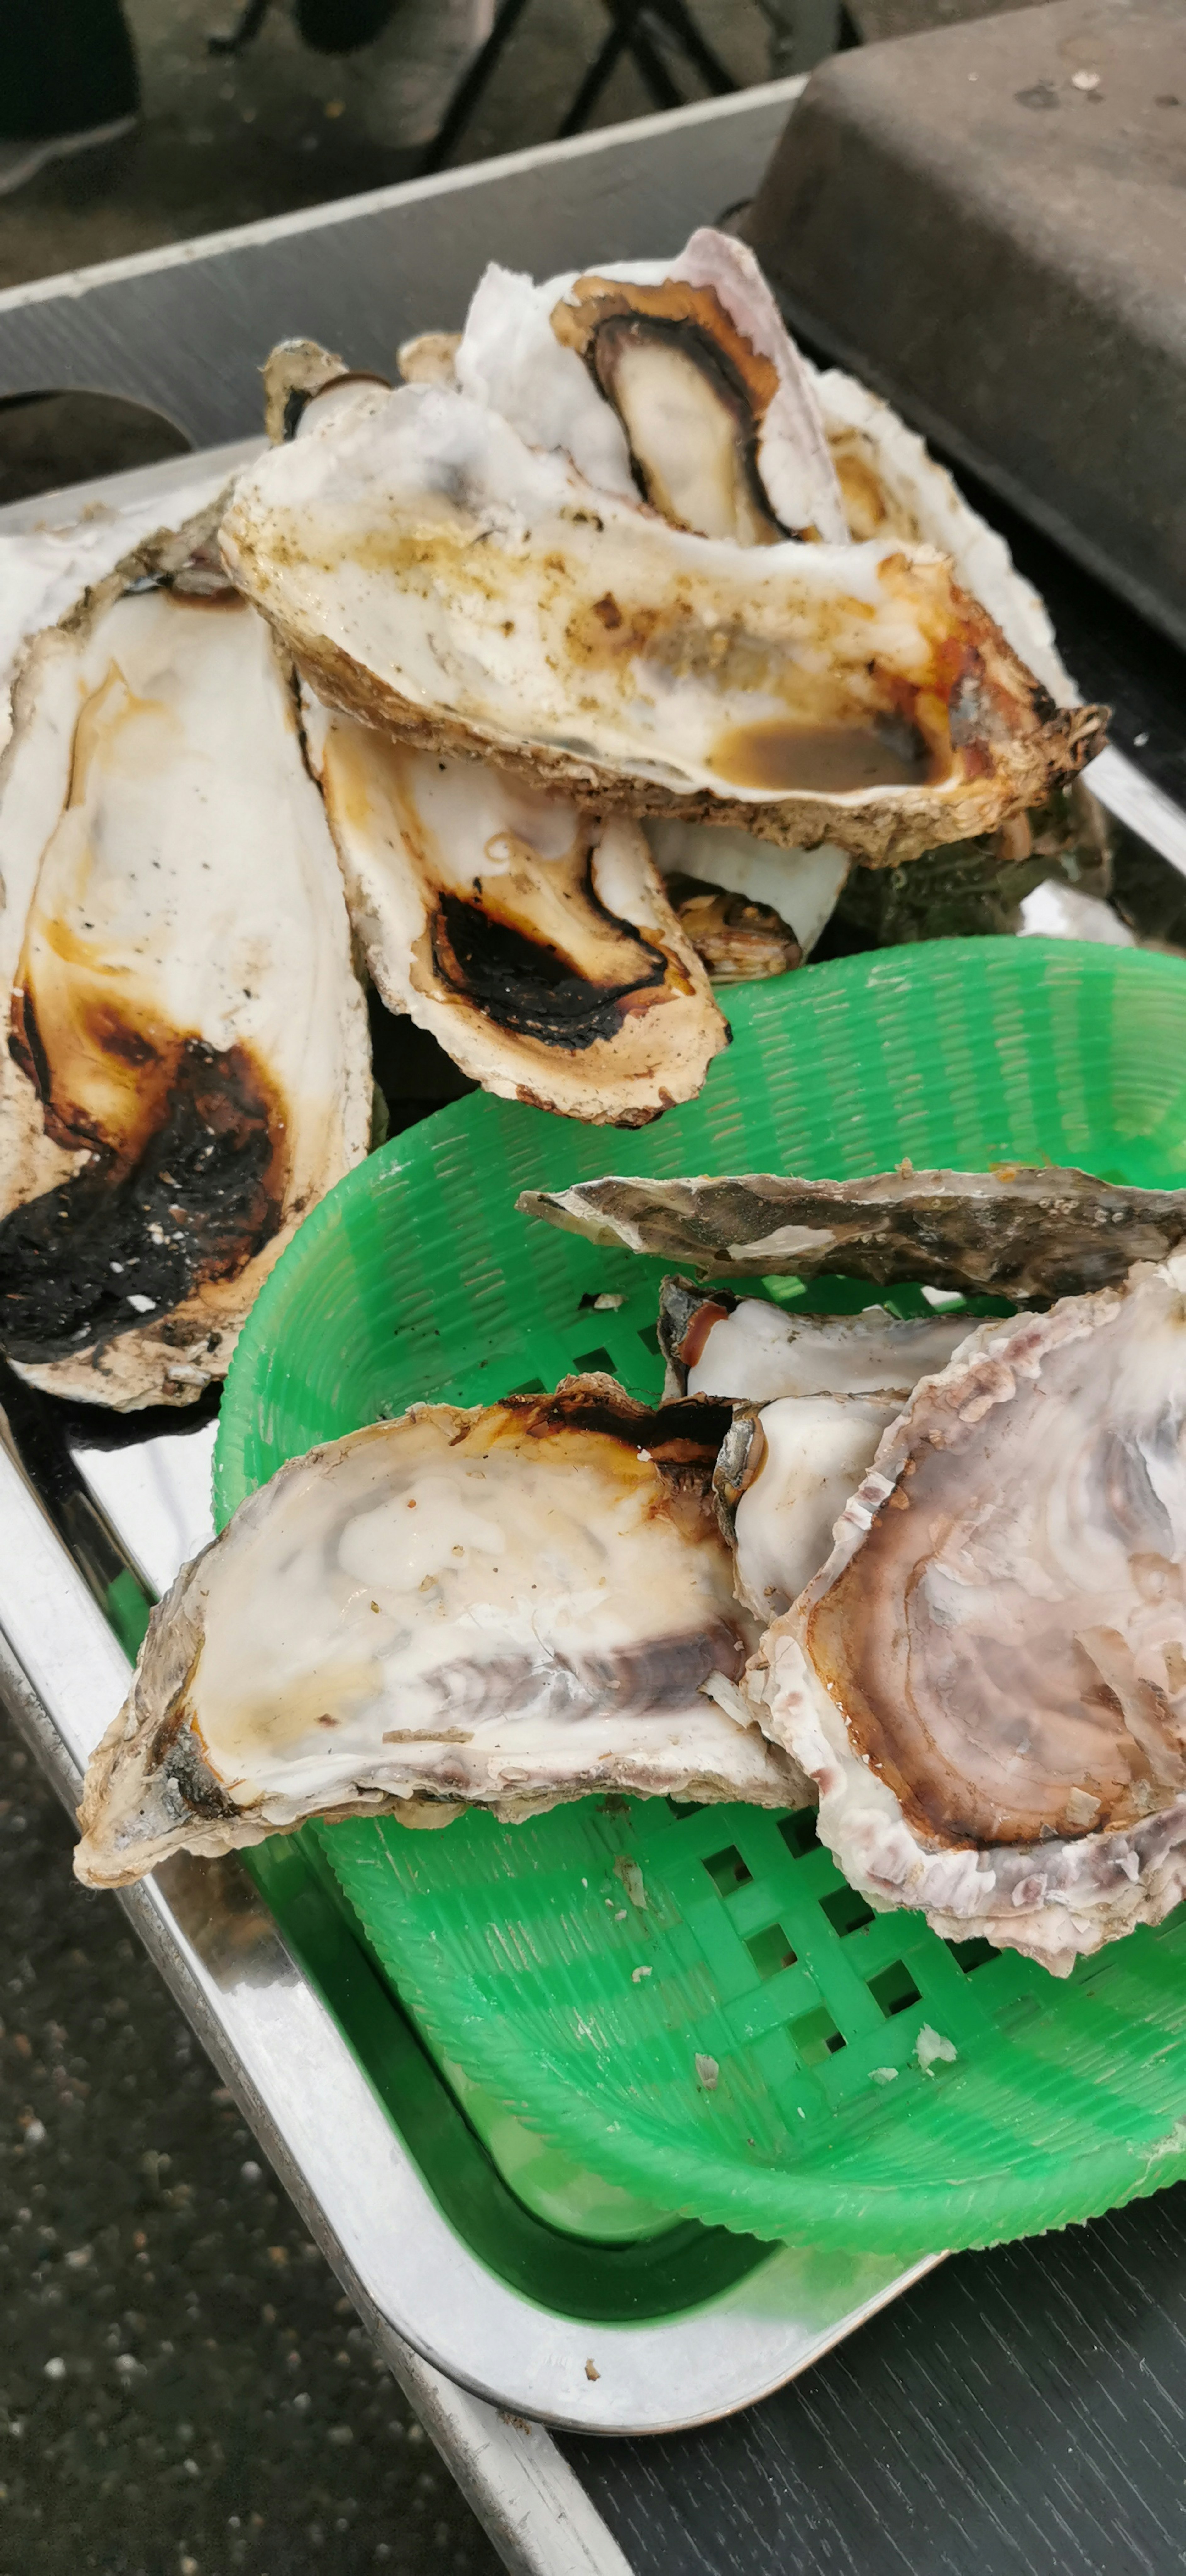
659, 1276, 971, 1398
715, 1393, 901, 1624
658, 877, 801, 984
756, 1257, 1186, 1971
519, 1164, 1186, 1300
220, 376, 1104, 867
669, 1281, 970, 1621
0, 505, 372, 1408
645, 820, 850, 962
460, 230, 849, 545
305, 707, 727, 1124
74, 1379, 802, 1886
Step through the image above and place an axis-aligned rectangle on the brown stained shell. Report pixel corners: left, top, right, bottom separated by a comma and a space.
758, 1256, 1186, 1971
307, 716, 729, 1126
519, 1165, 1186, 1299
0, 505, 372, 1408
262, 338, 346, 443
74, 1376, 802, 1888
220, 384, 1105, 869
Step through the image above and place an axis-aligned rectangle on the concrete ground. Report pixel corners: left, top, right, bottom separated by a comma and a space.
0, 1702, 502, 2575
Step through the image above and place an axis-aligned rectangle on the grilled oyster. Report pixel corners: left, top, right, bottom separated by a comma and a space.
74, 1379, 802, 1887
519, 1165, 1186, 1301
221, 379, 1103, 868
305, 707, 727, 1124
755, 1257, 1186, 1972
659, 1276, 971, 1399
0, 504, 372, 1408
457, 230, 848, 546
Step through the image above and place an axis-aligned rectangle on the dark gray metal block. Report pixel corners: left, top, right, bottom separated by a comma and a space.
743, 0, 1186, 649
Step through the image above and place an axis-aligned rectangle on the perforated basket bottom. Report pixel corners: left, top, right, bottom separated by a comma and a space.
214, 942, 1186, 2258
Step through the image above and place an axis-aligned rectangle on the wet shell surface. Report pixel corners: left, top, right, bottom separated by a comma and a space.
0, 505, 372, 1408
306, 706, 727, 1125
74, 1379, 802, 1887
219, 374, 1104, 868
755, 1257, 1186, 1972
519, 1165, 1186, 1300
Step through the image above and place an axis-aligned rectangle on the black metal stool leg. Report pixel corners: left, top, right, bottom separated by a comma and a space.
644, 0, 736, 95
418, 0, 535, 173
602, 0, 683, 112
557, 22, 632, 136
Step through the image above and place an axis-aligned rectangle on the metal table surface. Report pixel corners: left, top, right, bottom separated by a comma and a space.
3, 81, 1186, 2576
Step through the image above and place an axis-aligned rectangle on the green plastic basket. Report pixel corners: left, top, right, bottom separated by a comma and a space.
214, 940, 1186, 2261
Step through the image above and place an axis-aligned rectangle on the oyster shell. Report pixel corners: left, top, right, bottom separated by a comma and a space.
519, 1165, 1186, 1300
662, 1280, 971, 1622
814, 363, 1075, 707
0, 462, 233, 757
715, 1393, 900, 1622
305, 708, 727, 1124
220, 381, 1104, 868
659, 1277, 971, 1398
0, 504, 372, 1408
74, 1378, 802, 1887
755, 1256, 1186, 1972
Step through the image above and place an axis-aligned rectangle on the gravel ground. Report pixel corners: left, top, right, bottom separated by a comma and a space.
0, 1702, 502, 2576
0, 0, 770, 295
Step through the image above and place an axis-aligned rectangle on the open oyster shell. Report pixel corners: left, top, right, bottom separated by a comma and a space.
74, 1378, 802, 1887
0, 503, 372, 1408
547, 230, 849, 547
663, 1280, 971, 1623
305, 706, 727, 1125
658, 1276, 972, 1398
220, 373, 1103, 869
520, 1165, 1186, 1300
754, 1257, 1186, 1972
813, 362, 1075, 709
